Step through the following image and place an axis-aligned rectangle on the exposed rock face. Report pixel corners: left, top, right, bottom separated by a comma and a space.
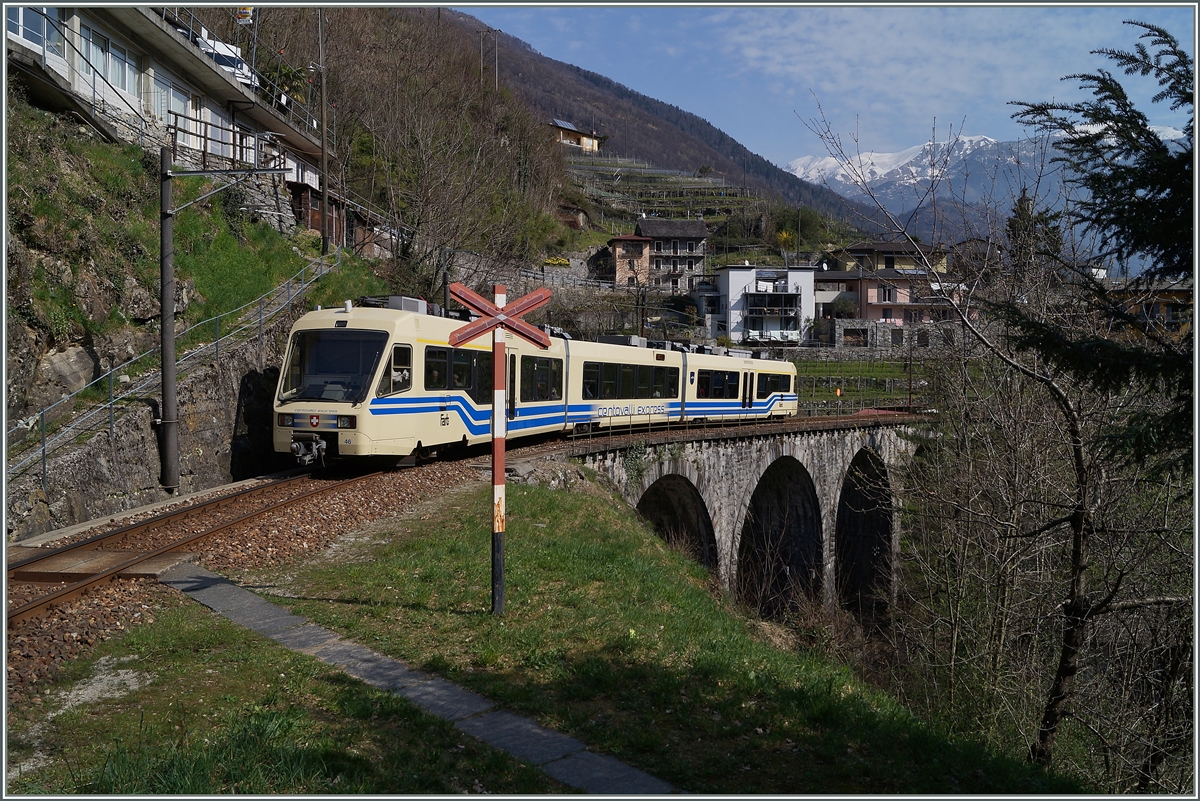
29, 345, 96, 410
72, 260, 119, 320
5, 306, 300, 542
118, 276, 159, 321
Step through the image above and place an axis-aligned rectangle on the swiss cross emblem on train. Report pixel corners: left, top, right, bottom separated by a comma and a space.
447, 282, 551, 617
309, 415, 319, 427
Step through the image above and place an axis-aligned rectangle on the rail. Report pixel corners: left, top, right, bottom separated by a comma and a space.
7, 470, 379, 626
565, 407, 927, 458
6, 250, 342, 488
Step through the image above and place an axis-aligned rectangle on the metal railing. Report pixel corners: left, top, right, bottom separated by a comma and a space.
6, 251, 342, 488
156, 7, 331, 150
519, 268, 616, 292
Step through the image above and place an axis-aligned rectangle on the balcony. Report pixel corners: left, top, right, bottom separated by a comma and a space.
744, 293, 800, 317
738, 329, 803, 343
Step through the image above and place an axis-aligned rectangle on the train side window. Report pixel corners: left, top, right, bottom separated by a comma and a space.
619, 363, 635, 399
583, 362, 600, 400
453, 349, 472, 390
651, 366, 667, 398
424, 347, 449, 390
710, 370, 726, 398
377, 345, 412, 396
756, 373, 791, 399
470, 351, 493, 404
666, 367, 679, 397
636, 365, 653, 398
697, 370, 711, 398
724, 370, 740, 399
549, 358, 563, 400
602, 363, 618, 399
520, 356, 563, 402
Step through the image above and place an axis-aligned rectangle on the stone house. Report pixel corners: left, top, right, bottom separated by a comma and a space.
607, 217, 709, 292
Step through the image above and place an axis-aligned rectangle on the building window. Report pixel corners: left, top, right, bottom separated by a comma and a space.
627, 277, 636, 286
671, 239, 679, 254
885, 255, 895, 270
687, 241, 695, 253
671, 259, 679, 271
881, 308, 892, 320
654, 241, 663, 252
80, 24, 107, 77
686, 259, 694, 271
108, 41, 138, 95
654, 258, 662, 270
9, 7, 64, 55
877, 285, 896, 303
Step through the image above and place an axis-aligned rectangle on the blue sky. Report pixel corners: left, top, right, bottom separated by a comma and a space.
457, 4, 1196, 168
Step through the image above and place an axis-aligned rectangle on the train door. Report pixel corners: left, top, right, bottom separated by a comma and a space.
742, 371, 754, 421
508, 354, 517, 422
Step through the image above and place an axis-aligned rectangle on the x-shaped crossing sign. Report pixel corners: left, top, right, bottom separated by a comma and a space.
446, 282, 551, 616
447, 283, 551, 348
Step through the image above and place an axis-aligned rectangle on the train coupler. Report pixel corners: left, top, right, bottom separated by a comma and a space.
290, 434, 327, 467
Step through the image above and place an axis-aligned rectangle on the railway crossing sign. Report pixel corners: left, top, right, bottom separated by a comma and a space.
448, 283, 551, 616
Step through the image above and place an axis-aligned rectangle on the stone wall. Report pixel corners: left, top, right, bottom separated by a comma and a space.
6, 305, 301, 542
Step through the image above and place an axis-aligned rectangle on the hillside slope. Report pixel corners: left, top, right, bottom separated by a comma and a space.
444, 10, 878, 227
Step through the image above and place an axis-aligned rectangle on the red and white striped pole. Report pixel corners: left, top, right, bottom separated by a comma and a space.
447, 280, 549, 617
491, 284, 507, 615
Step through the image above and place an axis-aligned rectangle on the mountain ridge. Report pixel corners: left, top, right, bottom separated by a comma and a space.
444, 9, 881, 229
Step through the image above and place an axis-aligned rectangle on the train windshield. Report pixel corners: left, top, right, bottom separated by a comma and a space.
278, 329, 388, 404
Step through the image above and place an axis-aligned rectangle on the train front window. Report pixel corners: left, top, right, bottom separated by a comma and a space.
279, 329, 388, 403
377, 345, 412, 397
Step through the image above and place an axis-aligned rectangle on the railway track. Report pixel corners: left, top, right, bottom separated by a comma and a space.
6, 471, 382, 627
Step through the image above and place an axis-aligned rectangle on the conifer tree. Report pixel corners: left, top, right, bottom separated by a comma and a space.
1005, 20, 1193, 475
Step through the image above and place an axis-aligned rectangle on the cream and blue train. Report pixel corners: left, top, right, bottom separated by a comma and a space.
274, 298, 799, 465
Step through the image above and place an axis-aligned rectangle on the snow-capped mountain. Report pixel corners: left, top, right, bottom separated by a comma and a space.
788, 127, 1187, 241
788, 134, 1052, 216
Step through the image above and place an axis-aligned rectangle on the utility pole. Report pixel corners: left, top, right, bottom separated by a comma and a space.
159, 147, 178, 491
158, 156, 287, 492
478, 29, 484, 85
477, 29, 498, 90
319, 8, 329, 255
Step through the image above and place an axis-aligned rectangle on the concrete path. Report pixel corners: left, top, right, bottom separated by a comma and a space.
159, 563, 676, 795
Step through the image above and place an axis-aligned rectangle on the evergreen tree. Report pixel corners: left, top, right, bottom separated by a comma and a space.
1005, 20, 1193, 475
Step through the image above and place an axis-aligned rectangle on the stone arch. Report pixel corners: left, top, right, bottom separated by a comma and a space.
735, 456, 822, 617
835, 448, 893, 625
637, 474, 718, 571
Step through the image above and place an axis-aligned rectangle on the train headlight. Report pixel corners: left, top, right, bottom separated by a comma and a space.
278, 413, 294, 427
337, 415, 356, 429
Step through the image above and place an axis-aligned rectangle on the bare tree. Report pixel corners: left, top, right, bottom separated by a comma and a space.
803, 72, 1192, 789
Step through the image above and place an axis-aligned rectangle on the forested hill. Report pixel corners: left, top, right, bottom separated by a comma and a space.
445, 9, 875, 225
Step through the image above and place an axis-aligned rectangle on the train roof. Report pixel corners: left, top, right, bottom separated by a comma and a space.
291, 300, 793, 366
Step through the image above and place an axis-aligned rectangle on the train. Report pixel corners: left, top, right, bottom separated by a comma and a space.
273, 296, 799, 466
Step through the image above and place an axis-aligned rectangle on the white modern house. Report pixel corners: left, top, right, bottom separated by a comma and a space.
711, 262, 817, 344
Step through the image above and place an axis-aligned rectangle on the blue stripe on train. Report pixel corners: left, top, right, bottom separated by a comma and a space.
366, 392, 796, 434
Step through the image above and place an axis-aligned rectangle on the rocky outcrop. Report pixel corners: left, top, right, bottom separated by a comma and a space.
5, 305, 301, 542
5, 238, 203, 426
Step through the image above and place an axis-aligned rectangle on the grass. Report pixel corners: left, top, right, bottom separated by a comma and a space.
792, 358, 928, 406
250, 478, 1080, 794
5, 592, 565, 795
7, 474, 1086, 794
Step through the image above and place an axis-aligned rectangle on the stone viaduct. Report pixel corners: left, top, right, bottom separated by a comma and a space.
572, 417, 920, 622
